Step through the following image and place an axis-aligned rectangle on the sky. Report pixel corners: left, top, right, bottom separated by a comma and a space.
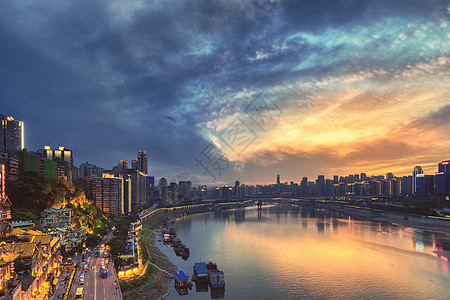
1, 0, 449, 186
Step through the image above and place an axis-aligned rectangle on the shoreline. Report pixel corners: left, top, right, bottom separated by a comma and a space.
121, 210, 179, 300
310, 202, 450, 234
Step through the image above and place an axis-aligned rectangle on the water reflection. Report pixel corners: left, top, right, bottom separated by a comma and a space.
160, 204, 450, 299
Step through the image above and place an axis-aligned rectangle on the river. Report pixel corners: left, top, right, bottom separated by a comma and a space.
155, 204, 450, 299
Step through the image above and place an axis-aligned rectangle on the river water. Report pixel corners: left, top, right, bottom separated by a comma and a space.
155, 204, 450, 299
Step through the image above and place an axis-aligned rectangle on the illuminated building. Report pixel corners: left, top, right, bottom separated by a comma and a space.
0, 162, 4, 199
0, 114, 24, 151
89, 174, 124, 217
0, 152, 19, 182
412, 166, 423, 194
38, 146, 74, 182
416, 174, 434, 196
130, 171, 148, 211
438, 160, 450, 173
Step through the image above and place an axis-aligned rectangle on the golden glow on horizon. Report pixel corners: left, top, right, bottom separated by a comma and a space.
207, 56, 450, 177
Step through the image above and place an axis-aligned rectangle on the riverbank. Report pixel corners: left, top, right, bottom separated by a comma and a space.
121, 210, 180, 300
311, 201, 450, 234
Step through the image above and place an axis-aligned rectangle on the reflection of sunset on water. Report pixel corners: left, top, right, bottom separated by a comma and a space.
162, 206, 450, 299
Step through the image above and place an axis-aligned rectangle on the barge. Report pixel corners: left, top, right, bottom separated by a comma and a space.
192, 262, 209, 283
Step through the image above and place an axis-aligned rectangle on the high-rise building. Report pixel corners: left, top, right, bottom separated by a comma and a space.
137, 150, 148, 174
0, 161, 5, 199
386, 173, 394, 179
333, 175, 339, 184
178, 180, 192, 202
128, 171, 148, 211
89, 174, 124, 217
300, 177, 308, 195
416, 174, 434, 196
401, 176, 413, 194
276, 175, 280, 184
316, 175, 325, 195
159, 178, 168, 203
131, 159, 138, 171
360, 173, 367, 182
435, 160, 450, 196
169, 182, 179, 204
438, 160, 450, 173
38, 146, 74, 182
0, 114, 24, 152
79, 162, 104, 179
118, 160, 128, 173
412, 166, 423, 194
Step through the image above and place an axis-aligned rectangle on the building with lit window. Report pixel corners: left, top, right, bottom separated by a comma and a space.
412, 166, 423, 194
137, 150, 148, 174
0, 114, 24, 152
89, 174, 124, 217
38, 146, 74, 182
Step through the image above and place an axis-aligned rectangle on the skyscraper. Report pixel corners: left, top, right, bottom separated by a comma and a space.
118, 160, 128, 173
89, 174, 124, 217
131, 159, 138, 171
0, 114, 24, 151
300, 177, 308, 195
137, 150, 148, 174
159, 177, 168, 203
412, 166, 423, 194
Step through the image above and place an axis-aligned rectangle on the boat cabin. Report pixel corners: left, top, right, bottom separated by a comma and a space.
174, 270, 189, 288
193, 262, 209, 282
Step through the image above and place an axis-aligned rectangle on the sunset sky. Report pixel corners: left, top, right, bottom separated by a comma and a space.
1, 0, 449, 185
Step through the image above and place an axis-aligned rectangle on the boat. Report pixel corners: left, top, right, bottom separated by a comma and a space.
174, 270, 190, 288
192, 262, 209, 283
206, 261, 225, 289
206, 261, 218, 272
163, 233, 171, 242
209, 270, 225, 289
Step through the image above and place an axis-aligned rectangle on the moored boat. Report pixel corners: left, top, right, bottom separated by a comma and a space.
192, 262, 209, 283
174, 270, 190, 288
209, 270, 225, 289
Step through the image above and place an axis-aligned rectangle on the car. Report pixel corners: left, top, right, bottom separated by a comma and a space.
101, 259, 104, 264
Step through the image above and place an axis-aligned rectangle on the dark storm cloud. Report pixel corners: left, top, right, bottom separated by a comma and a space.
0, 0, 448, 181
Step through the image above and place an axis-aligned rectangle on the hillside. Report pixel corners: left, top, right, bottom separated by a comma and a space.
6, 171, 110, 232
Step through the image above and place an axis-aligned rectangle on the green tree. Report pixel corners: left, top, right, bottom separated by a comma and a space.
107, 237, 127, 256
85, 234, 102, 248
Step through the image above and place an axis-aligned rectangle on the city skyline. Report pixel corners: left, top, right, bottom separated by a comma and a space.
1, 1, 449, 185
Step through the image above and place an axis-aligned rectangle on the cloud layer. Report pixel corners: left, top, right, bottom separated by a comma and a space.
0, 0, 448, 184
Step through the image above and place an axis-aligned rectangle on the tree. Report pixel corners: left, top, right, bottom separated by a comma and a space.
85, 234, 102, 248
107, 237, 127, 256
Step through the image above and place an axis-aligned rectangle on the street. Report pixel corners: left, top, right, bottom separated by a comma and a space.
52, 229, 122, 300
